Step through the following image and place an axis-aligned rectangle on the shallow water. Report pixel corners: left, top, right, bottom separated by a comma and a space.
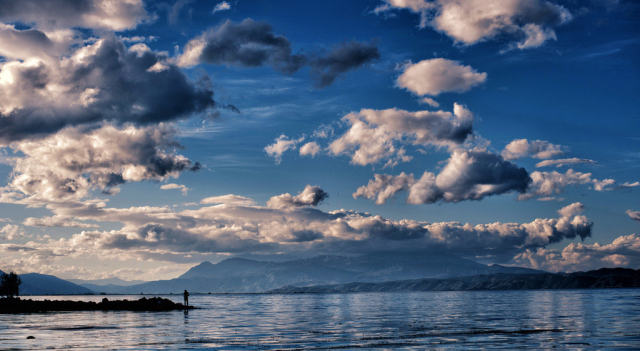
1, 289, 639, 350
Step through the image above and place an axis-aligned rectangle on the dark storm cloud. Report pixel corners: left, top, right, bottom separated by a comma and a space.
179, 19, 379, 87
0, 37, 215, 145
308, 40, 380, 88
179, 18, 306, 73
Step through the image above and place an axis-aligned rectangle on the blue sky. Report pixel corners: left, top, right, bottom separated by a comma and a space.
0, 0, 638, 280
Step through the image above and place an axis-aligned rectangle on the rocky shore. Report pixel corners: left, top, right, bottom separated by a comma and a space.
0, 297, 195, 313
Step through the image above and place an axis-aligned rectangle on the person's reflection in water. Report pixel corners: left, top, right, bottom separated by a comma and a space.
183, 289, 190, 307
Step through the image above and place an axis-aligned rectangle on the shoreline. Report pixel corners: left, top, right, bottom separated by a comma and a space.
0, 296, 197, 314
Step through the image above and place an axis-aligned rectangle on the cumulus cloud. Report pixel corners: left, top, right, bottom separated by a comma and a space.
328, 103, 474, 167
23, 216, 98, 228
354, 149, 530, 204
6, 198, 593, 266
178, 19, 378, 87
0, 224, 24, 240
0, 37, 215, 145
627, 210, 640, 224
264, 135, 305, 164
299, 142, 321, 157
267, 185, 329, 209
353, 173, 416, 205
0, 0, 149, 31
512, 234, 640, 272
3, 124, 200, 204
502, 139, 566, 160
200, 195, 256, 206
519, 169, 618, 201
535, 158, 597, 168
212, 2, 231, 14
397, 59, 487, 98
0, 24, 77, 61
375, 0, 572, 49
160, 183, 189, 195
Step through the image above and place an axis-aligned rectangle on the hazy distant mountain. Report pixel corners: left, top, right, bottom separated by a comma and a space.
19, 273, 94, 295
0, 270, 94, 295
65, 278, 148, 294
269, 268, 640, 293
111, 252, 545, 294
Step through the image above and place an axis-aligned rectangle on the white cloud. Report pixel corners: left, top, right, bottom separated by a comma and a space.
353, 173, 416, 205
627, 210, 640, 224
512, 234, 640, 272
312, 125, 334, 139
200, 195, 256, 206
420, 97, 440, 107
160, 183, 189, 196
212, 1, 231, 14
24, 200, 593, 264
7, 189, 592, 263
397, 59, 487, 97
515, 23, 557, 50
535, 158, 597, 168
373, 0, 437, 27
0, 24, 77, 61
265, 135, 305, 164
299, 142, 322, 157
117, 35, 158, 43
0, 181, 610, 277
0, 0, 150, 31
375, 0, 572, 49
23, 216, 98, 228
354, 149, 530, 204
0, 224, 24, 240
1, 124, 199, 204
267, 185, 329, 209
0, 37, 215, 145
328, 104, 474, 167
518, 169, 619, 201
502, 139, 566, 160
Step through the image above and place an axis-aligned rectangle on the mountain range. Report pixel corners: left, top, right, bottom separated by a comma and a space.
268, 268, 640, 293
76, 252, 544, 294
0, 270, 93, 295
2, 254, 639, 295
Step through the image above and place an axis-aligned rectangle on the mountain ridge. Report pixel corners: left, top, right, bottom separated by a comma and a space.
94, 252, 547, 294
268, 268, 640, 293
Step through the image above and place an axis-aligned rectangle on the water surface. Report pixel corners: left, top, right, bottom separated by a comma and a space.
2, 289, 639, 350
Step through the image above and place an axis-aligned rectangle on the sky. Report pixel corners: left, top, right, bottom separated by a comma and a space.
0, 0, 638, 281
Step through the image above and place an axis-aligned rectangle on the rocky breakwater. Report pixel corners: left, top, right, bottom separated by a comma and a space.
0, 297, 196, 313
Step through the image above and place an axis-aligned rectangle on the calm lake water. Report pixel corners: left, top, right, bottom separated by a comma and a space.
1, 289, 639, 350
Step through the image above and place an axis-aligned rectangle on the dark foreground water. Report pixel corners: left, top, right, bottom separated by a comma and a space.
1, 289, 639, 350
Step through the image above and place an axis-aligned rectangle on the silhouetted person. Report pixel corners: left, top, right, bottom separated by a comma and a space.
183, 290, 189, 307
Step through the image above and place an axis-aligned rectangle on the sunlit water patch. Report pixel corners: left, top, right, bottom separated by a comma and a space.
1, 289, 639, 350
